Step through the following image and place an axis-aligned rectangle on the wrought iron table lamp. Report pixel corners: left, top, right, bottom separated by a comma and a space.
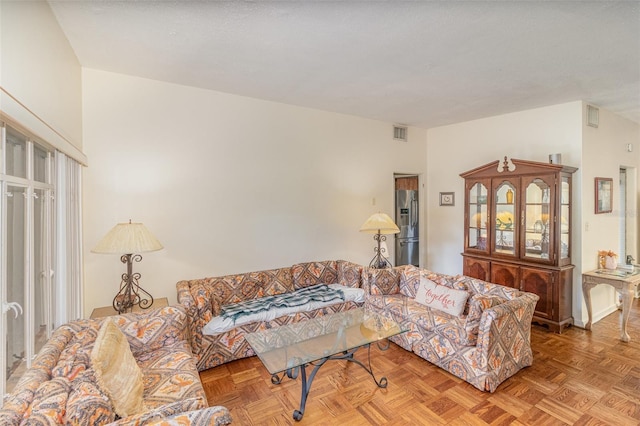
360, 213, 400, 269
92, 220, 163, 314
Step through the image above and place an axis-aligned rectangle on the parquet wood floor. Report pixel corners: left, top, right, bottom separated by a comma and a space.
201, 298, 640, 425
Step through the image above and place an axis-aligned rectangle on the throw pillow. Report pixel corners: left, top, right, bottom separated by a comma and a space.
415, 277, 469, 317
91, 318, 145, 418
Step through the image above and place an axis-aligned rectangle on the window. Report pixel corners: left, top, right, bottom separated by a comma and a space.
1, 123, 56, 397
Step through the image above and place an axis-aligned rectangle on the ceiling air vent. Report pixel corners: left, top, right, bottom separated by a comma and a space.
393, 125, 408, 142
587, 105, 599, 128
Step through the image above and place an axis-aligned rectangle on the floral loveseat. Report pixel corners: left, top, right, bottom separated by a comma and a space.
0, 306, 232, 425
177, 260, 364, 371
365, 265, 539, 392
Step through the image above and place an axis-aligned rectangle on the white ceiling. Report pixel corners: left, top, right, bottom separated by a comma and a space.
47, 1, 640, 129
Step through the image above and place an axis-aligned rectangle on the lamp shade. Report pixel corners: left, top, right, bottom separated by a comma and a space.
92, 221, 163, 254
359, 213, 400, 235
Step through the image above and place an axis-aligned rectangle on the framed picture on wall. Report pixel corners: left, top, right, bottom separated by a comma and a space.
595, 177, 612, 214
439, 192, 455, 206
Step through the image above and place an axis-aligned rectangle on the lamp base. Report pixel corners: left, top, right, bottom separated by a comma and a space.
112, 253, 154, 314
368, 233, 393, 269
368, 255, 392, 269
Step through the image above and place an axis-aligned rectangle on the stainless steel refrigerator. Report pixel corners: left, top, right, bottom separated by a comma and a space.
395, 189, 419, 266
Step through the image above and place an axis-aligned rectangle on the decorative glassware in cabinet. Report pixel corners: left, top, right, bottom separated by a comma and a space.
524, 178, 552, 261
494, 181, 516, 256
468, 182, 488, 251
560, 177, 570, 259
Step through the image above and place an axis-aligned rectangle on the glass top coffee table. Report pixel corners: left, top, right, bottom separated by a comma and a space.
245, 307, 405, 421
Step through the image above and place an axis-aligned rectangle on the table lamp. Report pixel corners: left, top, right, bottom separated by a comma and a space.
360, 213, 400, 269
92, 220, 163, 313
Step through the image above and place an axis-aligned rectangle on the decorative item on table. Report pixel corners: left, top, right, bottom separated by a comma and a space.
598, 250, 618, 270
360, 212, 400, 269
92, 220, 164, 314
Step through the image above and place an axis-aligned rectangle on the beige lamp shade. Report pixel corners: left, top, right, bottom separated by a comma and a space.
92, 221, 163, 254
359, 213, 400, 235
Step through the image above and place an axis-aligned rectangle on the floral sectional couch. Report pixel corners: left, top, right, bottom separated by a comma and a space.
177, 260, 364, 371
365, 265, 539, 392
0, 306, 232, 426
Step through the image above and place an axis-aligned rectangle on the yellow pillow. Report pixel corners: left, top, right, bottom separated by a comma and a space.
91, 318, 145, 418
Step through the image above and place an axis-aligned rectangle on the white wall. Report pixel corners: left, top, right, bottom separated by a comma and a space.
0, 1, 83, 154
81, 69, 427, 316
580, 104, 640, 324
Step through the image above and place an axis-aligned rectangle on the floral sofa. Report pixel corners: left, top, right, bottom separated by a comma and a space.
177, 260, 364, 371
0, 306, 232, 426
364, 265, 539, 392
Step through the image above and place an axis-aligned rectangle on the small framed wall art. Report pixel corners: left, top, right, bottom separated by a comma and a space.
594, 177, 612, 214
439, 192, 455, 206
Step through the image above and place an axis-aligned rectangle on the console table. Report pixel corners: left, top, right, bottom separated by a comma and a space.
582, 268, 640, 342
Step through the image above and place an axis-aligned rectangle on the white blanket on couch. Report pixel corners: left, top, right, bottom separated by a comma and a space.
202, 284, 364, 336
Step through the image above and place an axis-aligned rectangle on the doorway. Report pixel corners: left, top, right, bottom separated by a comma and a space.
619, 167, 639, 297
394, 175, 419, 267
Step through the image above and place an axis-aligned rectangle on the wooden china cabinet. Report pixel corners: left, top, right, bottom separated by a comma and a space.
460, 157, 577, 333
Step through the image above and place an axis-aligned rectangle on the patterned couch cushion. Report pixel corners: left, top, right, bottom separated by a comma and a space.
136, 340, 208, 410
112, 306, 189, 357
208, 267, 294, 305
291, 261, 338, 289
108, 398, 204, 425
337, 260, 364, 288
65, 369, 115, 425
24, 377, 70, 425
453, 276, 521, 299
367, 267, 401, 295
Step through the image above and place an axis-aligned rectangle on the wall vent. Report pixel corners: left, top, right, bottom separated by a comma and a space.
393, 125, 408, 142
587, 105, 599, 128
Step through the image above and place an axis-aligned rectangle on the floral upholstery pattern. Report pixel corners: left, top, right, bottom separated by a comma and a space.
364, 265, 538, 393
0, 306, 232, 426
177, 260, 364, 371
291, 261, 338, 289
366, 267, 401, 295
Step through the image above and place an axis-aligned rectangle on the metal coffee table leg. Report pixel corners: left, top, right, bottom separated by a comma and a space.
271, 344, 389, 421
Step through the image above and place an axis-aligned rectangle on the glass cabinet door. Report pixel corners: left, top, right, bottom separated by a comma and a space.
467, 182, 488, 252
523, 176, 554, 263
494, 180, 517, 256
560, 176, 571, 262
